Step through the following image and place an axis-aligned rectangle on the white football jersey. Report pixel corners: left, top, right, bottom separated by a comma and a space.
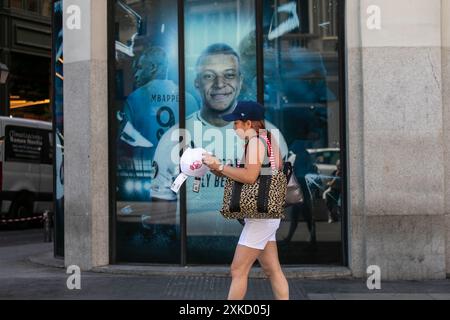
123, 79, 199, 161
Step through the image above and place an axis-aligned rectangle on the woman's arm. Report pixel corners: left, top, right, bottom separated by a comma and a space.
210, 169, 225, 177
203, 137, 265, 184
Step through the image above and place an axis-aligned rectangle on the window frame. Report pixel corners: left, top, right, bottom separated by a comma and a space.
107, 0, 348, 266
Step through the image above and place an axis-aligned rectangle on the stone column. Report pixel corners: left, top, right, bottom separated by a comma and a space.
346, 0, 366, 279
347, 0, 446, 280
442, 0, 450, 277
63, 0, 109, 270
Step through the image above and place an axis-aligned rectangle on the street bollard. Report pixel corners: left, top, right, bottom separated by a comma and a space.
43, 211, 53, 242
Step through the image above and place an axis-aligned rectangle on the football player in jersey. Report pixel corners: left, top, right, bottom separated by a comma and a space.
150, 43, 288, 234
117, 46, 199, 162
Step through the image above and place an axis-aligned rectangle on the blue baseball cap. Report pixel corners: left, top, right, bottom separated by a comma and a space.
222, 101, 265, 122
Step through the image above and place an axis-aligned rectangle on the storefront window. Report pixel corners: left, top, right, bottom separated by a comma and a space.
9, 0, 23, 9
114, 0, 182, 263
7, 0, 52, 15
113, 0, 344, 265
41, 0, 52, 17
9, 53, 51, 121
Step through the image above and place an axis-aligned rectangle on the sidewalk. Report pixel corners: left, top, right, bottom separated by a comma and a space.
1, 230, 450, 300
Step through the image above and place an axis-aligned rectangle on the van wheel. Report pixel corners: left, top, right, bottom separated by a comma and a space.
9, 195, 34, 227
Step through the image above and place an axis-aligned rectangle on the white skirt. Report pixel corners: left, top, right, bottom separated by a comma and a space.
238, 218, 281, 250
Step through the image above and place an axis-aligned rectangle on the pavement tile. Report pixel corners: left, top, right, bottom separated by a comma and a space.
307, 293, 335, 300
332, 293, 433, 300
2, 229, 450, 300
428, 294, 450, 300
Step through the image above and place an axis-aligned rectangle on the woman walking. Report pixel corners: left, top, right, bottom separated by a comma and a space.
202, 101, 289, 300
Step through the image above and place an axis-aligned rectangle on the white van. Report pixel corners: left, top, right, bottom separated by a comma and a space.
0, 117, 53, 224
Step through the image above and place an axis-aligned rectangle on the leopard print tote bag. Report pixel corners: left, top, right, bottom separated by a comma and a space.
220, 134, 287, 219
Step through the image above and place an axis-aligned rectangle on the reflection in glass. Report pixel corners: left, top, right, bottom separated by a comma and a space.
264, 0, 342, 264
115, 1, 142, 59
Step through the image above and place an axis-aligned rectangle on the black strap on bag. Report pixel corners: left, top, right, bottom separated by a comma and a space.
230, 182, 243, 213
220, 132, 287, 220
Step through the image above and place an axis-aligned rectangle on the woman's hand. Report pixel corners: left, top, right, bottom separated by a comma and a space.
202, 153, 222, 171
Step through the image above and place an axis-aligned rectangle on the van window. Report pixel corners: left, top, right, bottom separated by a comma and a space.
4, 125, 52, 165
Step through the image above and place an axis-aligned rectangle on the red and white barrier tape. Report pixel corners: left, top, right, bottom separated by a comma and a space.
0, 215, 43, 224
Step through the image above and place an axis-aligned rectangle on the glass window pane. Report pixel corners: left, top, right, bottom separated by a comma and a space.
112, 0, 344, 265
181, 0, 257, 264
41, 0, 52, 16
9, 52, 51, 121
114, 0, 182, 263
263, 0, 342, 264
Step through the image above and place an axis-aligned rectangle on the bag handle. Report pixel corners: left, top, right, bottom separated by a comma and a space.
259, 133, 277, 172
241, 132, 278, 173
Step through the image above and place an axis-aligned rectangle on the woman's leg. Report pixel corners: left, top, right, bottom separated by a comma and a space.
258, 241, 289, 300
228, 244, 262, 300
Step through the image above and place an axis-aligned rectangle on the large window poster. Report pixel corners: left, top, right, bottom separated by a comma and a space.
115, 0, 189, 263
115, 0, 343, 265
53, 0, 64, 257
182, 1, 259, 263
